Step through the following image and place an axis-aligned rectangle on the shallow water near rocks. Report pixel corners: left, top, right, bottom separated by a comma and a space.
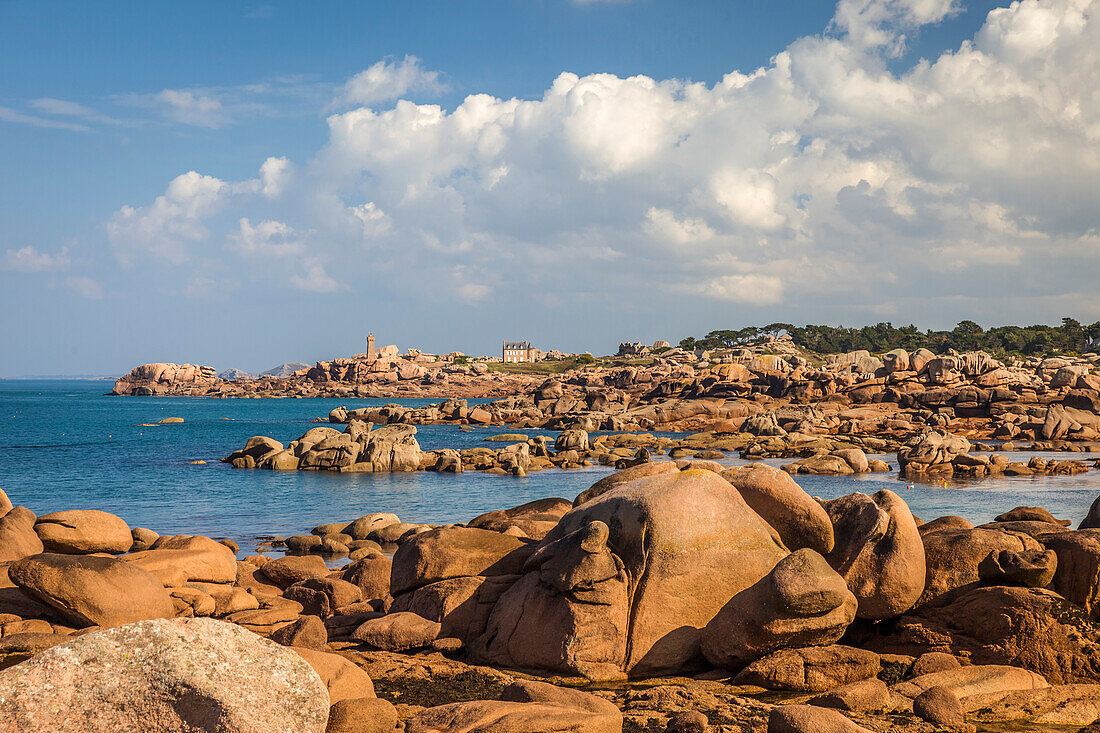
2, 380, 1098, 555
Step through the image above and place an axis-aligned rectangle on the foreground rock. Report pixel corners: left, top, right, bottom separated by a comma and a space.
405, 680, 622, 733
472, 469, 856, 678
9, 553, 175, 627
0, 618, 329, 732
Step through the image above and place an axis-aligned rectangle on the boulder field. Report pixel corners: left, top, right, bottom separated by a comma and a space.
114, 345, 1100, 450
5, 469, 1100, 731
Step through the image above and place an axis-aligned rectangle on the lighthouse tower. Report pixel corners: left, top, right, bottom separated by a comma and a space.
366, 333, 376, 360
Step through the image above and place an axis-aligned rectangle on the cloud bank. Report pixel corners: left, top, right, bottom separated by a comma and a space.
103, 0, 1100, 329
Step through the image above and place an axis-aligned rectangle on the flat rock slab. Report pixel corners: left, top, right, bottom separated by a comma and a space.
0, 617, 329, 732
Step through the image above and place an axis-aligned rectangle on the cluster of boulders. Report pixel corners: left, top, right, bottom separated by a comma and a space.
112, 356, 532, 400
897, 429, 1089, 478
9, 465, 1100, 730
109, 362, 217, 396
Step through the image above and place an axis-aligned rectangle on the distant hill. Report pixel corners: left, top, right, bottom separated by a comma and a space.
261, 362, 310, 378
217, 368, 253, 381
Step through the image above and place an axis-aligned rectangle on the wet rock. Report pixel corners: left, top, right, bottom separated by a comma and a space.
0, 618, 329, 732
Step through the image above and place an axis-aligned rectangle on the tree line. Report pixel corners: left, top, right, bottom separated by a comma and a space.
678, 319, 1100, 357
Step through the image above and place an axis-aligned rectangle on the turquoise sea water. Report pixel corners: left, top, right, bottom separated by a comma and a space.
1, 380, 1098, 553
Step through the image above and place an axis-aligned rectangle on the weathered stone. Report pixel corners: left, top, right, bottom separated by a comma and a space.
822, 490, 925, 619
0, 507, 44, 563
767, 704, 873, 732
34, 510, 132, 554
721, 464, 834, 554
573, 462, 679, 507
733, 645, 880, 692
977, 548, 1057, 588
912, 685, 965, 724
405, 679, 622, 733
0, 618, 328, 732
9, 553, 175, 628
351, 611, 440, 651
920, 526, 1043, 606
390, 527, 531, 596
702, 548, 856, 668
325, 697, 399, 733
807, 677, 891, 714
893, 664, 1048, 710
270, 614, 328, 650
474, 470, 791, 678
292, 646, 376, 704
259, 554, 330, 588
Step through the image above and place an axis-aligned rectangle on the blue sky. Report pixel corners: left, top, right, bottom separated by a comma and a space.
1, 0, 1096, 376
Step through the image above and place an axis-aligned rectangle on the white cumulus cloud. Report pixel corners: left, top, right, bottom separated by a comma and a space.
334, 56, 447, 108
104, 0, 1100, 326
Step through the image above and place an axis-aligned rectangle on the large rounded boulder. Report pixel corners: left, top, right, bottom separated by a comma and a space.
34, 510, 133, 554
0, 618, 329, 732
701, 548, 856, 668
822, 490, 925, 619
721, 464, 834, 554
472, 469, 800, 677
8, 553, 176, 627
0, 506, 44, 562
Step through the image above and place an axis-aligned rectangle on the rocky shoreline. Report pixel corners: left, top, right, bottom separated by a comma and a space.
5, 462, 1100, 731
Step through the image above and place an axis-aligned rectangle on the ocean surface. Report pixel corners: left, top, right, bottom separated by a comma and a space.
1, 380, 1098, 554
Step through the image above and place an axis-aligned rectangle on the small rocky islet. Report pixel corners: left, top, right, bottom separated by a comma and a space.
6, 461, 1100, 731
5, 339, 1100, 731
